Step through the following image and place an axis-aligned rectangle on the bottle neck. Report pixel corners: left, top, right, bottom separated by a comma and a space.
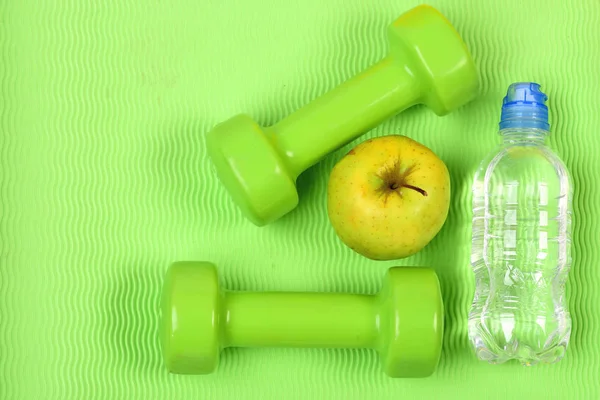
500, 128, 548, 145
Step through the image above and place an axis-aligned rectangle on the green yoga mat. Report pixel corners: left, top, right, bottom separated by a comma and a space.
1, 0, 599, 398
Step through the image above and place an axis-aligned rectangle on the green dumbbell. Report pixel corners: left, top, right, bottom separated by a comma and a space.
161, 262, 444, 378
206, 4, 478, 226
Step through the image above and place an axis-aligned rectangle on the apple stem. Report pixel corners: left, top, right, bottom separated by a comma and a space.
402, 184, 428, 196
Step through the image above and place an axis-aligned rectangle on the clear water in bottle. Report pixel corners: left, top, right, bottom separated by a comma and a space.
469, 82, 572, 365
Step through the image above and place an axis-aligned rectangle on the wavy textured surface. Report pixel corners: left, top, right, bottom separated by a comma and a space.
1, 0, 600, 398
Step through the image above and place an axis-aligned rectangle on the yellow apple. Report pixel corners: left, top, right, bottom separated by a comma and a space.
327, 135, 450, 260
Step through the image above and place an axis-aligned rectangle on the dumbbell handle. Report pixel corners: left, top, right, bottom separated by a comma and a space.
224, 292, 377, 348
269, 58, 415, 177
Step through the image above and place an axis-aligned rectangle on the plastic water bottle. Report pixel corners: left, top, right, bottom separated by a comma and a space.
469, 82, 572, 365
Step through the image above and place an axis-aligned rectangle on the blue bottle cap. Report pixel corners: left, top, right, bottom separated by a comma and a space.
499, 82, 550, 131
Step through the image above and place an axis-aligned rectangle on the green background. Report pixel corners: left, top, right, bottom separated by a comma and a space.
1, 0, 599, 398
